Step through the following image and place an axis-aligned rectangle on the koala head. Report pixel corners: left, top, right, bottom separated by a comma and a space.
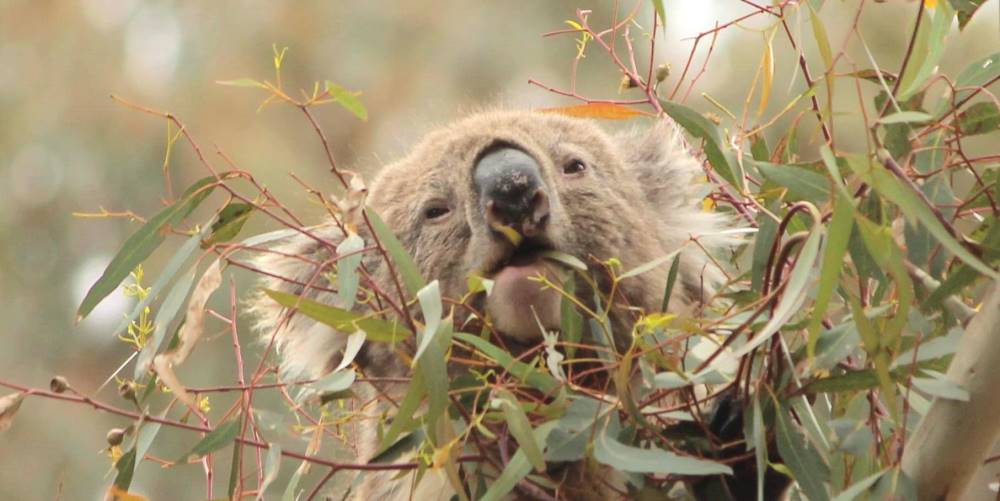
251, 109, 733, 379
367, 110, 728, 340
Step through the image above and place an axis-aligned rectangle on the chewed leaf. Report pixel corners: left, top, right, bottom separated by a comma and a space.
203, 202, 253, 247
540, 103, 651, 120
956, 101, 1000, 135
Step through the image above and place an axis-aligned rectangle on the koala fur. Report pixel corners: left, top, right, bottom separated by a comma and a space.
248, 110, 737, 500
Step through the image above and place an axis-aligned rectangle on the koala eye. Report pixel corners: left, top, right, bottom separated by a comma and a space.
424, 205, 451, 220
562, 159, 587, 176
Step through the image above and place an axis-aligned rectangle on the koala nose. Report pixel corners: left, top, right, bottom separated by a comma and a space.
473, 146, 550, 239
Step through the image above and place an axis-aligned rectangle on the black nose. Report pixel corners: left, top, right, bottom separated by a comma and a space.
473, 145, 550, 239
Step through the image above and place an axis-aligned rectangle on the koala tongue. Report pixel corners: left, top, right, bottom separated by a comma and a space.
486, 260, 563, 343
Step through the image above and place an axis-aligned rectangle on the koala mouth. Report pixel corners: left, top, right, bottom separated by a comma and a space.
483, 239, 565, 343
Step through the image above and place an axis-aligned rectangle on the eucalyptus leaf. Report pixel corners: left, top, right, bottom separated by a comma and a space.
264, 289, 412, 342
176, 417, 242, 463
78, 176, 216, 320
593, 431, 732, 475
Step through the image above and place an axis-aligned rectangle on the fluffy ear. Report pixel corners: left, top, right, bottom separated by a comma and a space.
617, 118, 709, 210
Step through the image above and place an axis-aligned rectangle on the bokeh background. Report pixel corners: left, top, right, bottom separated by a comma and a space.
0, 1, 997, 499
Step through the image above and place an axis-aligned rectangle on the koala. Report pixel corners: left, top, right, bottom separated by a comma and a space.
248, 110, 743, 500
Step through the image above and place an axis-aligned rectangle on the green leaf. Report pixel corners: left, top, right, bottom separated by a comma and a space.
660, 99, 741, 188
848, 68, 898, 85
651, 0, 666, 27
77, 176, 216, 321
413, 280, 443, 362
660, 254, 682, 311
203, 203, 253, 247
775, 404, 830, 501
561, 279, 583, 359
924, 217, 1000, 309
418, 322, 451, 445
808, 194, 853, 358
365, 208, 425, 296
540, 249, 588, 271
264, 289, 412, 342
113, 449, 137, 490
897, 3, 954, 101
752, 397, 767, 501
216, 78, 266, 88
733, 223, 823, 357
750, 134, 770, 162
307, 369, 356, 398
911, 373, 969, 401
325, 81, 368, 121
756, 162, 830, 203
832, 470, 886, 501
479, 421, 557, 501
802, 358, 948, 393
494, 390, 546, 472
854, 158, 998, 279
335, 233, 365, 310
808, 3, 833, 70
454, 333, 559, 393
593, 431, 732, 475
879, 111, 932, 124
118, 222, 209, 349
937, 52, 999, 115
948, 0, 988, 29
620, 249, 681, 280
955, 101, 1000, 135
176, 417, 242, 463
751, 200, 780, 293
546, 398, 606, 462
376, 371, 426, 454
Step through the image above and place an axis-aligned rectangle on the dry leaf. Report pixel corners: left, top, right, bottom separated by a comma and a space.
0, 392, 25, 432
335, 170, 368, 233
540, 103, 651, 120
105, 485, 149, 501
152, 259, 223, 410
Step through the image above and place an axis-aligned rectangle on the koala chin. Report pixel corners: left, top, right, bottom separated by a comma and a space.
248, 109, 753, 500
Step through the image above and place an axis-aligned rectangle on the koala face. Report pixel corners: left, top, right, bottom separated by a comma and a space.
366, 111, 704, 342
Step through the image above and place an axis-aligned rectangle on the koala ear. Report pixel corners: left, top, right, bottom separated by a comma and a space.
617, 118, 708, 210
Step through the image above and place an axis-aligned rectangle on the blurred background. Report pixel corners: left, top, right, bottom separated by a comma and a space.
0, 1, 996, 499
